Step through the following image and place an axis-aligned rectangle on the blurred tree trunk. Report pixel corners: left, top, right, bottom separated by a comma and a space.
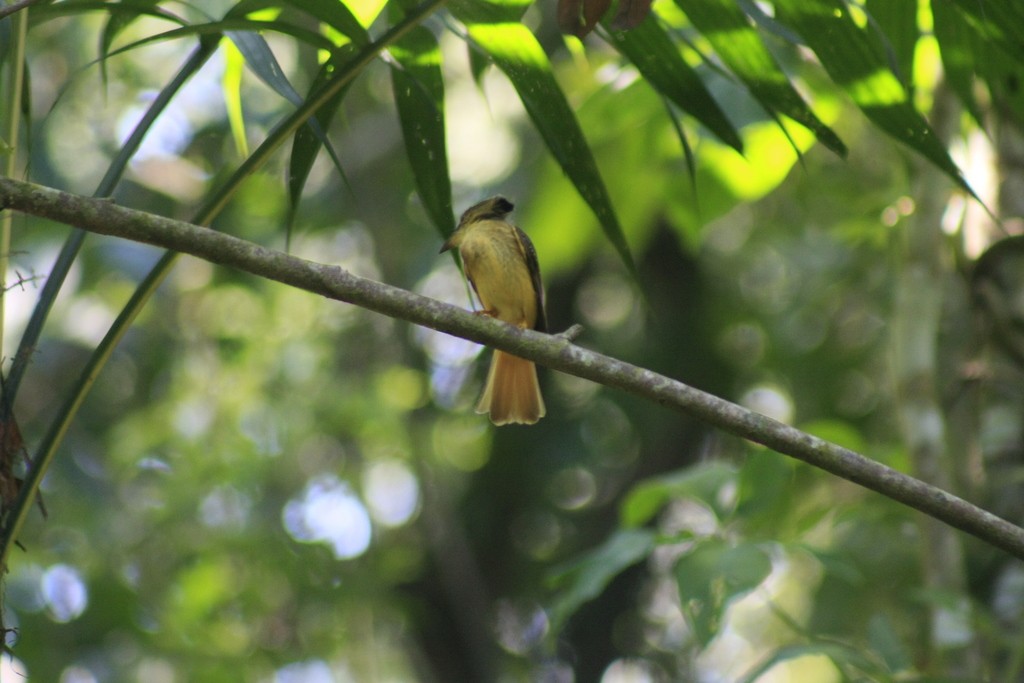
892, 84, 979, 677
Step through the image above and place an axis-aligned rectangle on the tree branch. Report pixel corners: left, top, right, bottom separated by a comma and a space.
3, 176, 1024, 559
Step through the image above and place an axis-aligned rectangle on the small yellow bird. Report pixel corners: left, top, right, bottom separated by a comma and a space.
440, 197, 546, 425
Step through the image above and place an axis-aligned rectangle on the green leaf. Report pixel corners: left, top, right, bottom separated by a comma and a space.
29, 1, 186, 26
461, 21, 637, 278
450, 0, 532, 25
98, 0, 163, 84
864, 0, 916, 90
102, 18, 337, 59
947, 0, 1024, 63
604, 14, 743, 154
224, 23, 350, 226
774, 0, 974, 199
675, 538, 772, 646
931, 0, 985, 127
675, 0, 846, 157
287, 47, 358, 245
222, 38, 249, 157
546, 529, 655, 629
736, 449, 795, 524
227, 30, 306, 106
867, 613, 912, 673
229, 0, 369, 45
390, 27, 454, 237
620, 461, 737, 528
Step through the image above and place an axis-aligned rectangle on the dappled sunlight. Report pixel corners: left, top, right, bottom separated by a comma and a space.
282, 475, 372, 560
601, 658, 666, 682
576, 272, 636, 331
431, 415, 491, 472
697, 552, 834, 683
415, 265, 485, 408
511, 510, 563, 560
1, 655, 27, 681
60, 665, 99, 683
291, 226, 382, 283
362, 460, 420, 527
41, 564, 88, 623
846, 68, 907, 108
548, 466, 598, 511
739, 384, 794, 425
494, 599, 549, 655
273, 659, 337, 683
414, 265, 482, 365
717, 322, 768, 369
442, 33, 523, 188
58, 294, 116, 346
199, 485, 252, 530
739, 247, 792, 315
580, 399, 639, 468
7, 0, 1017, 679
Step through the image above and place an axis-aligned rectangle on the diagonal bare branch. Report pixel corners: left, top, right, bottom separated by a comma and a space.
2, 176, 1024, 560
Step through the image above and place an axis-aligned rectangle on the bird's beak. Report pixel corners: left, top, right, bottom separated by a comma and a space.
439, 234, 455, 254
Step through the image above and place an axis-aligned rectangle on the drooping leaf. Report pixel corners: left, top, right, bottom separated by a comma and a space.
947, 0, 1024, 63
222, 38, 249, 157
450, 0, 531, 25
286, 46, 358, 246
460, 20, 637, 277
101, 18, 337, 60
229, 0, 369, 45
867, 612, 913, 673
664, 100, 698, 208
546, 529, 655, 630
29, 1, 186, 26
604, 15, 744, 154
676, 0, 846, 157
98, 0, 164, 84
226, 27, 347, 231
931, 0, 985, 128
774, 0, 976, 200
864, 0, 917, 91
675, 538, 772, 646
390, 27, 454, 237
736, 449, 795, 526
467, 42, 491, 86
227, 30, 304, 107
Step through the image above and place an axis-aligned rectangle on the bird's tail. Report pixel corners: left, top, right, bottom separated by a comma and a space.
476, 350, 545, 425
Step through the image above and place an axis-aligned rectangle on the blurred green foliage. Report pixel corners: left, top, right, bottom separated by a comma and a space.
2, 0, 1024, 682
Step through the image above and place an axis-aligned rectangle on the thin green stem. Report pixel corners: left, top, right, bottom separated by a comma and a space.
0, 5, 29, 364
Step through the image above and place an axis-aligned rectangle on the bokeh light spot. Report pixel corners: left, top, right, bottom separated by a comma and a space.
363, 460, 420, 527
283, 475, 372, 560
275, 659, 337, 683
740, 384, 794, 424
548, 467, 597, 511
41, 564, 88, 623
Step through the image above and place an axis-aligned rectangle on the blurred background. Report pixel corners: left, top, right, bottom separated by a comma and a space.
2, 0, 1024, 681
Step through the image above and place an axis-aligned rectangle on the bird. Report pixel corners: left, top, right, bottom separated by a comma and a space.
440, 197, 546, 425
